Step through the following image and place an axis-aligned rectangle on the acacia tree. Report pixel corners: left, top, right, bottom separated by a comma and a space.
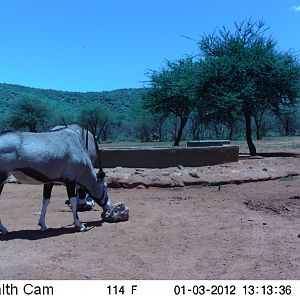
197, 20, 300, 155
9, 95, 50, 132
253, 104, 268, 140
274, 106, 297, 136
144, 57, 200, 146
199, 91, 240, 140
78, 103, 111, 142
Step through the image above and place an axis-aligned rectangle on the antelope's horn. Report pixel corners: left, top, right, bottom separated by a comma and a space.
92, 133, 105, 179
85, 125, 89, 150
62, 118, 68, 128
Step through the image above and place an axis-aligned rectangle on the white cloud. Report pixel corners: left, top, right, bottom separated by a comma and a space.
290, 5, 300, 12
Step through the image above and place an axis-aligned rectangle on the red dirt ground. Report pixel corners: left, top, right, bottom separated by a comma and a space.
0, 138, 300, 280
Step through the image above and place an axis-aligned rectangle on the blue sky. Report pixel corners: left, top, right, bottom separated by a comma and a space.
0, 0, 299, 92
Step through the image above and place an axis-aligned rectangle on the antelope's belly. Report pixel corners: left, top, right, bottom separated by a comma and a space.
13, 171, 44, 185
12, 170, 64, 185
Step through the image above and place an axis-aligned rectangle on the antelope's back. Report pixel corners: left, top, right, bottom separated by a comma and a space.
50, 124, 97, 164
8, 130, 91, 183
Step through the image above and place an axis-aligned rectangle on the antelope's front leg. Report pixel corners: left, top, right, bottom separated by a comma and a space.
0, 184, 8, 234
0, 220, 8, 234
38, 183, 53, 231
66, 181, 86, 232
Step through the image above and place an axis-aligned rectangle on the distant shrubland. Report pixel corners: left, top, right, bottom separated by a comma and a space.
1, 20, 300, 155
1, 81, 299, 145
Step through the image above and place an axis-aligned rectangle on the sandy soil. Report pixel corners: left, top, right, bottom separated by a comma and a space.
1, 155, 300, 280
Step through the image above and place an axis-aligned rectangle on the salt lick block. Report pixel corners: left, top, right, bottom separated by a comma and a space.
101, 203, 129, 223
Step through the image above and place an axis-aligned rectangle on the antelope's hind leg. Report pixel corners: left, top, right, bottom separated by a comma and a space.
66, 182, 86, 232
0, 177, 8, 234
38, 183, 53, 231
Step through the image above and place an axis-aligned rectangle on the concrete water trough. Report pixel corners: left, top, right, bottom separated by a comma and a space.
98, 145, 239, 168
187, 140, 231, 147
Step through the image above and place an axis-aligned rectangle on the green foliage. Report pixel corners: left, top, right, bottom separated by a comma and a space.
197, 19, 300, 154
78, 103, 111, 141
144, 57, 200, 145
0, 83, 147, 137
8, 95, 51, 132
145, 57, 199, 116
0, 19, 299, 145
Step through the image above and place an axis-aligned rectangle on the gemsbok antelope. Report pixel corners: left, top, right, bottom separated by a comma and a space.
0, 125, 113, 234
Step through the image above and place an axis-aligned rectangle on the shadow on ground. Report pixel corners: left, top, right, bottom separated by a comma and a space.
0, 220, 104, 241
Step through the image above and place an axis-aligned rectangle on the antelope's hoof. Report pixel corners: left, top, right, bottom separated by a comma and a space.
76, 224, 87, 232
0, 229, 8, 235
0, 224, 8, 235
38, 222, 47, 232
39, 226, 47, 232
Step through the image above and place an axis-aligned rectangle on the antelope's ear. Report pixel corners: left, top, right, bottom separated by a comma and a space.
97, 170, 106, 180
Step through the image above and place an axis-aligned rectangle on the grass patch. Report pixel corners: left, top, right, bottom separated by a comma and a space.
277, 175, 296, 182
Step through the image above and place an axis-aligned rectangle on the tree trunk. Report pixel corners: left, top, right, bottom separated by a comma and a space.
191, 124, 197, 140
244, 111, 257, 156
254, 115, 262, 140
228, 126, 233, 140
284, 117, 291, 136
194, 128, 200, 140
227, 119, 234, 140
173, 117, 188, 146
29, 124, 37, 132
173, 116, 178, 141
256, 123, 261, 140
158, 124, 163, 142
214, 124, 219, 137
190, 116, 201, 140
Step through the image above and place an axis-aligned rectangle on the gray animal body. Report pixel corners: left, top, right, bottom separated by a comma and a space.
0, 126, 110, 234
50, 124, 97, 164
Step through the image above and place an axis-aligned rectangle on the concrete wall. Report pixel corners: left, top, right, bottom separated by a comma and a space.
187, 140, 231, 147
98, 145, 239, 168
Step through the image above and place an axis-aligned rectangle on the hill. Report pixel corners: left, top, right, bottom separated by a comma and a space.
0, 83, 147, 125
